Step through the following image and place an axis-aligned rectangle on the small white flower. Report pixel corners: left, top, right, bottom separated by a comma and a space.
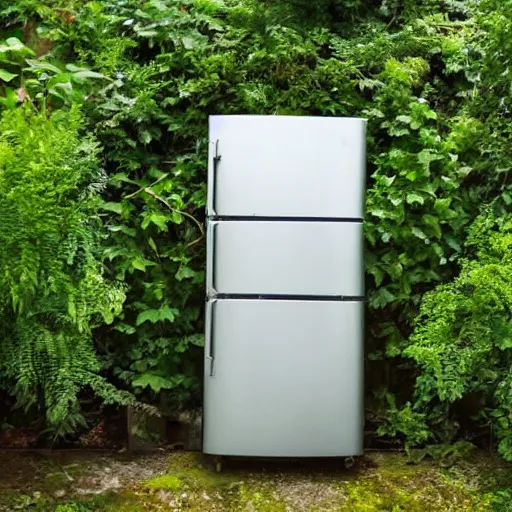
417, 98, 428, 104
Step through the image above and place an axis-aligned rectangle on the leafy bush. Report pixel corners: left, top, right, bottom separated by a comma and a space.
0, 106, 130, 437
385, 212, 512, 458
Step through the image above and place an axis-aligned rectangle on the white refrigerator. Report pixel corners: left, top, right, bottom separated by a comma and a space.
203, 115, 366, 458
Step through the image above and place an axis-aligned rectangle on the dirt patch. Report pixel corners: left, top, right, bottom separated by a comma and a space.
0, 450, 510, 511
273, 476, 344, 511
0, 450, 168, 498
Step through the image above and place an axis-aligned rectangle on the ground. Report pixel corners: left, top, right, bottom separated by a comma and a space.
1, 450, 511, 511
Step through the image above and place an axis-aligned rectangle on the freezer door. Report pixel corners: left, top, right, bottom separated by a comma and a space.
203, 299, 364, 457
207, 115, 366, 219
206, 220, 364, 297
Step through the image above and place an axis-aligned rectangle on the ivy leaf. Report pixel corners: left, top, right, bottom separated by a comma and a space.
115, 323, 136, 335
418, 150, 443, 167
132, 374, 176, 392
406, 193, 424, 205
371, 287, 396, 308
159, 305, 178, 323
25, 59, 62, 74
370, 209, 389, 219
148, 237, 159, 254
141, 212, 168, 231
182, 36, 197, 50
0, 69, 17, 82
412, 227, 428, 241
363, 108, 385, 118
176, 266, 196, 281
140, 130, 152, 144
146, 213, 168, 231
131, 257, 155, 272
49, 82, 73, 98
369, 266, 385, 286
4, 37, 26, 51
396, 115, 412, 124
423, 214, 442, 239
72, 69, 108, 80
101, 202, 123, 215
445, 235, 461, 252
171, 211, 183, 224
136, 309, 160, 325
378, 175, 396, 187
389, 126, 410, 137
424, 109, 437, 120
185, 334, 205, 347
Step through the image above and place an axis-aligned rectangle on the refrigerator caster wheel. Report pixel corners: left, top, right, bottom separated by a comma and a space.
344, 457, 355, 469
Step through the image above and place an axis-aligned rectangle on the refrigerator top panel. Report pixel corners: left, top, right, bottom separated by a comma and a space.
207, 115, 366, 219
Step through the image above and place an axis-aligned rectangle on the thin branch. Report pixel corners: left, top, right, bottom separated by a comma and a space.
123, 175, 205, 247
143, 188, 205, 237
124, 173, 169, 199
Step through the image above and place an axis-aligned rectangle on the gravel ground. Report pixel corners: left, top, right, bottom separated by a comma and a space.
0, 449, 510, 511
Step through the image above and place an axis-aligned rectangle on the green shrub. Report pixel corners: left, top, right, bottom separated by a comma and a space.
0, 106, 130, 438
387, 212, 512, 459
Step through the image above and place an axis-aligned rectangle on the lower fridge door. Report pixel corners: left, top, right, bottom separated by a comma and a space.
203, 299, 364, 457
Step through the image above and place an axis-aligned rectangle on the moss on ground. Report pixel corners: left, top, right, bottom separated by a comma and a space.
1, 451, 510, 511
144, 474, 182, 492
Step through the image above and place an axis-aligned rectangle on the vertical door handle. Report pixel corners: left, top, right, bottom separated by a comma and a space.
206, 221, 217, 296
208, 139, 221, 216
205, 299, 217, 376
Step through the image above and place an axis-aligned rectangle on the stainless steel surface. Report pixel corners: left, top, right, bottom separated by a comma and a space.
207, 115, 366, 219
204, 114, 366, 459
203, 299, 364, 457
206, 219, 364, 297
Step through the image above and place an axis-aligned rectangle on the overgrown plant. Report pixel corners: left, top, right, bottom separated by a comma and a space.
0, 106, 130, 438
0, 36, 108, 112
381, 212, 512, 459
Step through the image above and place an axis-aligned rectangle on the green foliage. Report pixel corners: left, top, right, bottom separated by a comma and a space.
489, 489, 512, 512
0, 106, 130, 437
0, 0, 510, 456
394, 212, 512, 458
406, 441, 475, 465
0, 35, 108, 112
55, 504, 92, 512
376, 392, 431, 446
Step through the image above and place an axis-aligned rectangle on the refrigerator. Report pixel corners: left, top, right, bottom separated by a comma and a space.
203, 115, 366, 458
